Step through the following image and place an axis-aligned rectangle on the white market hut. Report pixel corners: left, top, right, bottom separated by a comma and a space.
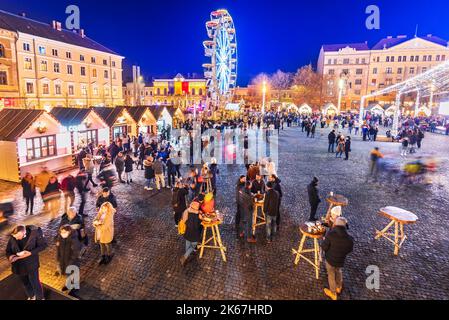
298, 103, 312, 115
366, 103, 385, 116
417, 106, 432, 117
322, 103, 338, 116
0, 109, 73, 182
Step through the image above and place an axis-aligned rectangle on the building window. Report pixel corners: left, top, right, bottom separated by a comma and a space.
386, 67, 393, 74
0, 71, 7, 85
373, 68, 378, 75
67, 65, 73, 75
55, 84, 62, 95
26, 135, 56, 161
362, 58, 366, 64
104, 87, 110, 96
93, 87, 99, 96
422, 67, 427, 73
104, 70, 109, 79
66, 52, 72, 59
398, 56, 402, 62
423, 56, 427, 62
355, 79, 362, 85
91, 57, 96, 64
103, 59, 108, 66
410, 56, 414, 62
112, 71, 116, 80
386, 56, 390, 62
112, 61, 116, 67
342, 69, 349, 75
80, 55, 85, 62
92, 69, 97, 77
343, 58, 350, 64
52, 49, 58, 57
442, 55, 446, 61
113, 87, 117, 97
397, 68, 403, 74
42, 83, 50, 95
38, 46, 46, 55
327, 59, 331, 65
81, 85, 88, 96
24, 57, 33, 70
356, 69, 363, 75
26, 82, 34, 94
81, 67, 86, 76
409, 67, 415, 74
333, 59, 337, 64
428, 55, 432, 61
78, 130, 98, 149
164, 88, 168, 95
0, 44, 4, 58
415, 56, 419, 62
328, 69, 335, 75
54, 63, 60, 73
391, 56, 395, 62
436, 55, 440, 61
23, 43, 31, 52
68, 85, 74, 96
40, 60, 48, 72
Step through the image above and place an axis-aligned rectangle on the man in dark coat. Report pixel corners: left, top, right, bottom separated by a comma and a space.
268, 175, 283, 227
96, 188, 118, 209
321, 217, 354, 300
264, 182, 280, 242
172, 181, 188, 226
107, 142, 120, 162
5, 225, 47, 300
251, 174, 266, 195
328, 130, 337, 153
239, 181, 256, 243
55, 225, 81, 292
307, 177, 321, 221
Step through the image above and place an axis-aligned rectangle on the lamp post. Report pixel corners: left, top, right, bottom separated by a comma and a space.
337, 78, 345, 115
414, 90, 421, 117
429, 83, 436, 110
262, 80, 267, 114
392, 91, 402, 136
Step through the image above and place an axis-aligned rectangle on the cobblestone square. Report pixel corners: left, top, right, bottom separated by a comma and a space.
1, 127, 448, 300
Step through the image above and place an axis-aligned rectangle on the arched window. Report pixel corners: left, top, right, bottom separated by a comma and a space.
0, 44, 5, 58
157, 88, 160, 95
199, 88, 203, 96
191, 88, 196, 96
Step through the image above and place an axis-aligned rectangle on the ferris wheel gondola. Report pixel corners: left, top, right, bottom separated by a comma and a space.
203, 9, 238, 107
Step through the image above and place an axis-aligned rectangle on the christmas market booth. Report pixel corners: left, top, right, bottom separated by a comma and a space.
0, 108, 71, 182
93, 106, 137, 141
126, 106, 158, 135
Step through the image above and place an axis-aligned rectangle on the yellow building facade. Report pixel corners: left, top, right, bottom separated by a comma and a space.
0, 10, 124, 109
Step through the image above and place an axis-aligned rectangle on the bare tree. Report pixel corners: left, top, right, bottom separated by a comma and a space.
270, 70, 293, 101
250, 73, 270, 86
292, 65, 322, 106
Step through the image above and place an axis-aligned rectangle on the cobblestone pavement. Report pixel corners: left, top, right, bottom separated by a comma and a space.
1, 126, 448, 300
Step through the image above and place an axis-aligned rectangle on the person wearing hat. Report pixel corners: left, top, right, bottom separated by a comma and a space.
307, 177, 321, 221
321, 217, 354, 301
180, 201, 203, 266
329, 206, 342, 227
96, 187, 118, 210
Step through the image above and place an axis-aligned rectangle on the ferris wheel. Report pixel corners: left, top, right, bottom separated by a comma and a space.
203, 9, 238, 107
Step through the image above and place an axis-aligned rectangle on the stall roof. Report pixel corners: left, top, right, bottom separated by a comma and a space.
0, 109, 45, 142
50, 107, 91, 127
165, 106, 178, 118
93, 107, 126, 127
148, 106, 165, 120
125, 106, 149, 123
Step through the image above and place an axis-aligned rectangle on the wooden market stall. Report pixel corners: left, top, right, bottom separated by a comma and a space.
93, 106, 137, 142
50, 107, 109, 153
322, 103, 338, 116
126, 106, 158, 135
299, 103, 312, 115
0, 108, 72, 182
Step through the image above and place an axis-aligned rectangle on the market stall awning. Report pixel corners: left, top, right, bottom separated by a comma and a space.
0, 109, 45, 141
50, 107, 91, 127
125, 106, 150, 123
93, 106, 127, 127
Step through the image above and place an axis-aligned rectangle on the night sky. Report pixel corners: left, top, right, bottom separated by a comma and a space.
2, 0, 449, 85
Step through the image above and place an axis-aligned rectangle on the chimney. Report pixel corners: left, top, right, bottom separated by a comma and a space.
427, 34, 433, 37
19, 12, 26, 17
80, 29, 85, 38
52, 20, 62, 31
387, 36, 393, 39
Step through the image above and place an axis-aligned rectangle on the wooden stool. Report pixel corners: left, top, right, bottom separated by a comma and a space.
199, 220, 227, 262
292, 225, 325, 280
375, 206, 418, 256
324, 194, 349, 223
252, 198, 266, 236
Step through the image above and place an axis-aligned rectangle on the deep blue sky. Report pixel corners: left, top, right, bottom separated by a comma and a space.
2, 0, 449, 85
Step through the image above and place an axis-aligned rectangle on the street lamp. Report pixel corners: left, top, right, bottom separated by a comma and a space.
337, 78, 345, 115
262, 80, 267, 114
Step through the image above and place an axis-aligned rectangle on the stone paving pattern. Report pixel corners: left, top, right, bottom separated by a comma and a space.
0, 126, 448, 300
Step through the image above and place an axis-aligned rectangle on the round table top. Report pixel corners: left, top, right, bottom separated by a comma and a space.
379, 206, 418, 224
326, 194, 349, 206
300, 224, 326, 239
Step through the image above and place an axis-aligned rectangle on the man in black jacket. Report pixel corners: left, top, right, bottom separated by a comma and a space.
235, 175, 246, 237
6, 225, 48, 300
96, 188, 118, 210
264, 182, 280, 243
307, 177, 321, 221
328, 130, 337, 153
238, 181, 256, 243
321, 217, 354, 300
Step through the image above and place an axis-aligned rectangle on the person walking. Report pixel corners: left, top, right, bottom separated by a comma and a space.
166, 156, 177, 189
75, 170, 87, 217
6, 225, 47, 300
268, 175, 283, 228
321, 217, 354, 301
21, 173, 36, 216
344, 137, 351, 161
35, 167, 55, 213
180, 201, 203, 266
83, 154, 98, 189
328, 130, 336, 153
61, 174, 76, 213
93, 202, 116, 265
114, 152, 125, 184
44, 176, 61, 220
143, 156, 155, 191
307, 177, 321, 221
264, 182, 280, 243
369, 147, 384, 182
54, 225, 81, 293
153, 157, 166, 190
96, 187, 118, 210
124, 152, 135, 184
172, 181, 188, 227
335, 136, 345, 159
235, 175, 246, 237
239, 181, 256, 243
60, 207, 88, 257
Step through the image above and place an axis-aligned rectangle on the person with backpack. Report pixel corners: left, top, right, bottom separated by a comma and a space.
179, 201, 203, 267
6, 225, 48, 300
172, 181, 188, 227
